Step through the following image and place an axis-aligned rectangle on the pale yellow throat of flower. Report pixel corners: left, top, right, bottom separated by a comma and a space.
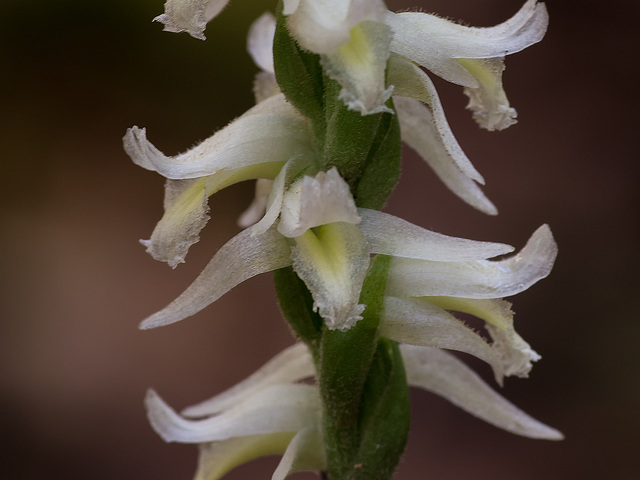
290, 222, 368, 331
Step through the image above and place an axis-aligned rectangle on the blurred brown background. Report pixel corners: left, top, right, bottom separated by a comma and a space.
1, 0, 638, 479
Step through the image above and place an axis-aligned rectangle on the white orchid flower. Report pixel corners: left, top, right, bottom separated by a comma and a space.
283, 0, 394, 115
123, 94, 315, 267
145, 342, 560, 480
386, 0, 549, 130
136, 167, 533, 332
145, 343, 323, 480
247, 13, 496, 216
137, 167, 371, 331
380, 223, 557, 385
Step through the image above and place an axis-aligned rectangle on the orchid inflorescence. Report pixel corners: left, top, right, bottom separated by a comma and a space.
125, 1, 561, 478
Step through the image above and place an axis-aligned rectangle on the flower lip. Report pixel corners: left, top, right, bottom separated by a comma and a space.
153, 0, 231, 40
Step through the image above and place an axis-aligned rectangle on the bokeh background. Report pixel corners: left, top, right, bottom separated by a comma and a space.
1, 0, 638, 479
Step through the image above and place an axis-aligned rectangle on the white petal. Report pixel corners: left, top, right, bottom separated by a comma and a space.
153, 0, 230, 40
386, 1, 549, 87
459, 57, 516, 131
278, 168, 361, 238
145, 384, 320, 443
358, 208, 513, 261
253, 71, 281, 103
144, 162, 284, 267
248, 12, 276, 74
290, 222, 369, 331
142, 178, 209, 268
193, 434, 295, 480
381, 297, 505, 383
182, 343, 315, 418
238, 179, 274, 228
321, 21, 394, 115
139, 225, 292, 329
282, 0, 300, 16
425, 296, 540, 378
487, 321, 540, 378
389, 55, 483, 183
252, 155, 315, 236
386, 224, 557, 299
123, 94, 313, 179
401, 345, 563, 440
272, 426, 326, 480
286, 0, 387, 54
394, 96, 497, 215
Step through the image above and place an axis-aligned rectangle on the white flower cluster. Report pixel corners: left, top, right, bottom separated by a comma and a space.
126, 1, 560, 478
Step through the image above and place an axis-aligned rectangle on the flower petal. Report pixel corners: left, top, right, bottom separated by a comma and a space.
253, 70, 281, 103
145, 384, 320, 443
153, 0, 230, 40
142, 178, 209, 269
123, 94, 313, 180
139, 224, 292, 329
401, 345, 563, 440
321, 21, 394, 115
285, 0, 387, 54
278, 168, 360, 238
193, 434, 295, 480
389, 54, 484, 184
290, 222, 369, 331
394, 96, 497, 215
424, 296, 540, 378
144, 162, 284, 267
272, 426, 326, 480
248, 12, 276, 73
386, 224, 557, 299
358, 208, 513, 261
386, 0, 549, 87
487, 320, 540, 378
459, 57, 516, 131
381, 296, 505, 383
252, 155, 315, 236
238, 179, 274, 228
182, 343, 315, 418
